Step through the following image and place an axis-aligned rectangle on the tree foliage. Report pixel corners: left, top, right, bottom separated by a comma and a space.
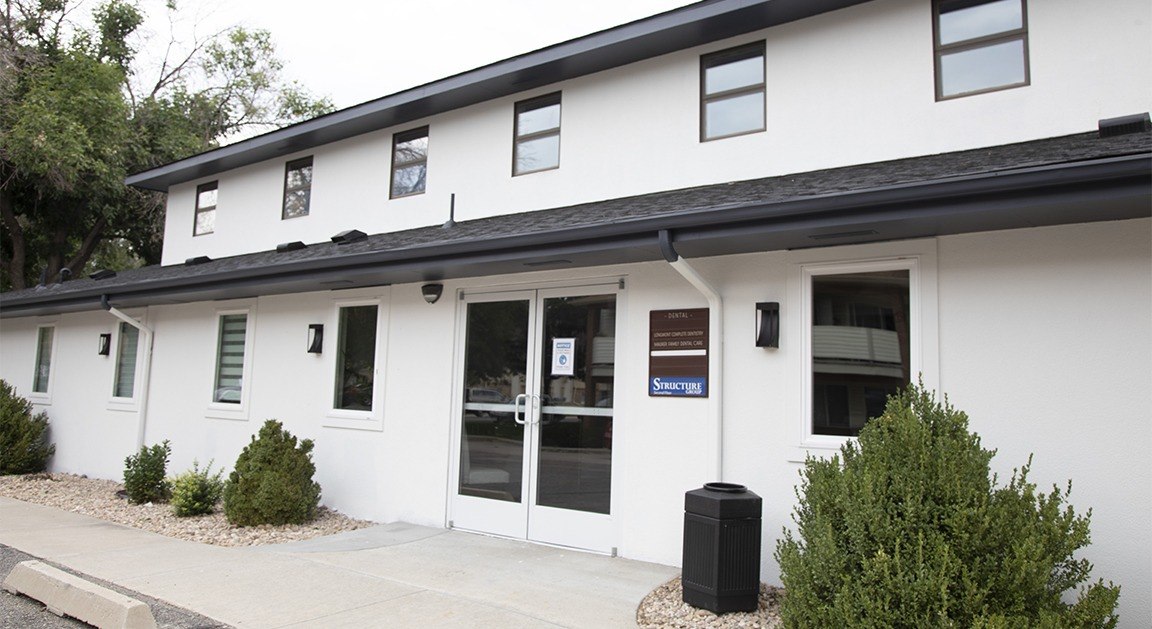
775, 382, 1120, 628
1, 0, 333, 290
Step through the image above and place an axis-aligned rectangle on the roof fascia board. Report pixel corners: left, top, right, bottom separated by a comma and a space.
8, 151, 1147, 319
125, 0, 871, 191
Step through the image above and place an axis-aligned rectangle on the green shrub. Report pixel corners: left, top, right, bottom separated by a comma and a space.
0, 380, 56, 474
223, 420, 321, 526
170, 460, 225, 517
775, 382, 1120, 628
123, 440, 171, 504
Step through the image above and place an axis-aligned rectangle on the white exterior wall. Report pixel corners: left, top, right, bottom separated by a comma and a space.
4, 217, 1148, 623
160, 0, 1152, 265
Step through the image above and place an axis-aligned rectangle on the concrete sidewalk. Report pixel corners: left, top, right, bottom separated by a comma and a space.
0, 498, 679, 628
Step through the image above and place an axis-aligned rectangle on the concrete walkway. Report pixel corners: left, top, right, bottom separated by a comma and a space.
0, 498, 679, 628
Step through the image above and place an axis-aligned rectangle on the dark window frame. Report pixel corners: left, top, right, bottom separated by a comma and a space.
390, 126, 429, 199
700, 41, 766, 142
282, 157, 313, 219
513, 92, 562, 176
193, 181, 218, 236
933, 0, 1030, 101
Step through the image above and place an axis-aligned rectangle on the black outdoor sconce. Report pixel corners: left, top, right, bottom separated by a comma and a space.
755, 302, 779, 348
422, 283, 444, 304
307, 324, 324, 354
98, 333, 112, 356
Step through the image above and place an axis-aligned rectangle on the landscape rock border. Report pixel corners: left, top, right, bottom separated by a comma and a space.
0, 473, 371, 547
637, 576, 783, 628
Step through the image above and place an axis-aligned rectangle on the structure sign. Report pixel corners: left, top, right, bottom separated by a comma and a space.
649, 308, 709, 397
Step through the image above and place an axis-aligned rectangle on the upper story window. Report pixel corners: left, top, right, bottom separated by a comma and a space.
934, 0, 1029, 100
391, 127, 429, 198
700, 42, 765, 141
194, 181, 218, 236
513, 93, 561, 176
32, 326, 55, 394
113, 322, 140, 399
282, 157, 313, 219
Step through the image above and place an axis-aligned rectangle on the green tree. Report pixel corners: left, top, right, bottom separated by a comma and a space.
0, 0, 333, 290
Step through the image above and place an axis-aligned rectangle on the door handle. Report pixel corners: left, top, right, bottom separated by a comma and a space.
514, 393, 527, 425
531, 394, 543, 425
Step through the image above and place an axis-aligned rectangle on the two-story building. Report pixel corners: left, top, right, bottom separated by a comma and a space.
2, 0, 1149, 622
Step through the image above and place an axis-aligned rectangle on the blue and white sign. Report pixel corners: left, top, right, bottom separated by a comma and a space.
649, 376, 707, 397
551, 338, 575, 376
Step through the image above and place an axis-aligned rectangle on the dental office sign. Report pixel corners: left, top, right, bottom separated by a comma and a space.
649, 308, 708, 397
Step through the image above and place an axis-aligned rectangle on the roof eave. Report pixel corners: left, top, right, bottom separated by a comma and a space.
124, 0, 872, 191
8, 151, 1149, 319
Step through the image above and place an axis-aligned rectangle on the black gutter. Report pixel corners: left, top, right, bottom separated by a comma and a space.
4, 151, 1147, 318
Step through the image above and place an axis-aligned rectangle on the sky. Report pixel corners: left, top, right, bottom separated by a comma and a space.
129, 0, 700, 110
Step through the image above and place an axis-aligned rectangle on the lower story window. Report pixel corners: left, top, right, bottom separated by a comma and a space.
213, 314, 248, 404
811, 269, 910, 436
334, 305, 378, 411
113, 322, 140, 398
33, 326, 54, 393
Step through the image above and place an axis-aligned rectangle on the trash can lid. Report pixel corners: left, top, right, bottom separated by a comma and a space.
684, 482, 762, 519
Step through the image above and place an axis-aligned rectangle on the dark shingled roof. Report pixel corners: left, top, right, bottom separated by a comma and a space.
2, 129, 1149, 318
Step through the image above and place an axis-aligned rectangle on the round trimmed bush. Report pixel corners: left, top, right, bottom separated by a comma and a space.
775, 382, 1120, 628
0, 380, 55, 474
170, 460, 224, 517
223, 420, 321, 526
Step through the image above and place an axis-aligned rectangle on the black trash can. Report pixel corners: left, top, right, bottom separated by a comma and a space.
681, 482, 762, 613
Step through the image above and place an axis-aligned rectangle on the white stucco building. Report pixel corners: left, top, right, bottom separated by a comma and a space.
2, 0, 1149, 623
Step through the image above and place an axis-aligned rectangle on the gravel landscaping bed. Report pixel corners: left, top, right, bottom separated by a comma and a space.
0, 473, 373, 547
637, 576, 783, 628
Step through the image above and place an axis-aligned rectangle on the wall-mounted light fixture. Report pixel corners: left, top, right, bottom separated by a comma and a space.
307, 324, 324, 354
755, 302, 779, 348
98, 333, 112, 356
421, 283, 444, 304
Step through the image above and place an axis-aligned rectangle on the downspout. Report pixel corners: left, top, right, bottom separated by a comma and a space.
102, 295, 154, 450
658, 230, 723, 482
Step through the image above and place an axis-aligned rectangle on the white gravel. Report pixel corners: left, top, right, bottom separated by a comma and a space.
0, 473, 373, 547
637, 576, 783, 629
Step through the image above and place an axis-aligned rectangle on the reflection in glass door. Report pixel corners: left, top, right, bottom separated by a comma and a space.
452, 288, 618, 552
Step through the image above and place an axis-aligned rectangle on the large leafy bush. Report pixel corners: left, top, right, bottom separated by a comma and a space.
776, 383, 1120, 628
223, 420, 321, 526
0, 380, 55, 474
123, 440, 171, 503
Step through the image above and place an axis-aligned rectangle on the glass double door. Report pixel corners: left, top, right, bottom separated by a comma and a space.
452, 287, 617, 552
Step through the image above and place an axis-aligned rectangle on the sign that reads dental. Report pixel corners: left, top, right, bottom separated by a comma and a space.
649, 308, 709, 397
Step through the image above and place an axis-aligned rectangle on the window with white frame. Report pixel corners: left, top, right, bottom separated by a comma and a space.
934, 0, 1028, 100
333, 305, 378, 411
32, 326, 54, 393
791, 251, 934, 449
113, 322, 140, 398
212, 313, 248, 404
810, 269, 910, 437
700, 42, 766, 141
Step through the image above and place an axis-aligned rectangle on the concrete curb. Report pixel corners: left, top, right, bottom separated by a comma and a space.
2, 559, 157, 629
